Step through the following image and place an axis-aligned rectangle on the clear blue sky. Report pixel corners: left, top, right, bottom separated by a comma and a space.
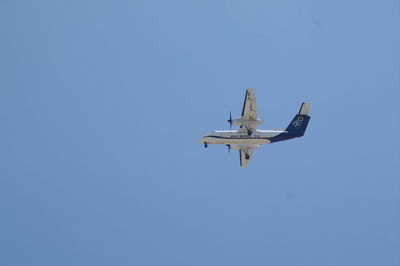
1, 1, 399, 265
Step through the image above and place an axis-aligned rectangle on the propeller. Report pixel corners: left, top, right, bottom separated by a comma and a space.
227, 112, 233, 129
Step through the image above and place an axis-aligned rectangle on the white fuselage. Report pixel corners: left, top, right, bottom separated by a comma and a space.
198, 129, 286, 145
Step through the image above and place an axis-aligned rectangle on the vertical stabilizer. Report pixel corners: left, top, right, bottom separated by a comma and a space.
285, 103, 311, 136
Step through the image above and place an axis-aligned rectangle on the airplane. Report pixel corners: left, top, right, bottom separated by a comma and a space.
198, 88, 311, 167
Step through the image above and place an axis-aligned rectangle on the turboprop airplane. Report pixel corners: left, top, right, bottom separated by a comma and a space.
198, 88, 311, 167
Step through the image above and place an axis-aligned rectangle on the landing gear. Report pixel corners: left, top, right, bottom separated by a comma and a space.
247, 129, 253, 136
245, 154, 250, 160
226, 144, 231, 153
204, 142, 208, 148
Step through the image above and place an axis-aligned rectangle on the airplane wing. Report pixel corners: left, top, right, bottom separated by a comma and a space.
239, 88, 259, 134
241, 88, 257, 121
239, 148, 254, 168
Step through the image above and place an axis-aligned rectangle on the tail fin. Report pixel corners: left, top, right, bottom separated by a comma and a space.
285, 103, 311, 136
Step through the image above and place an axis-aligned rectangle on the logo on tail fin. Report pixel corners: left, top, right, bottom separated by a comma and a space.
292, 116, 304, 128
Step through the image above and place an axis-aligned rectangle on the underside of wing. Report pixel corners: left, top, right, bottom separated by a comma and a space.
241, 88, 257, 121
239, 88, 259, 133
239, 148, 254, 168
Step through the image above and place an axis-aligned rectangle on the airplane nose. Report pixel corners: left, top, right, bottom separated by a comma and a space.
198, 134, 210, 143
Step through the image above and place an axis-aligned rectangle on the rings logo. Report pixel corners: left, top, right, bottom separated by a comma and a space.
292, 116, 304, 129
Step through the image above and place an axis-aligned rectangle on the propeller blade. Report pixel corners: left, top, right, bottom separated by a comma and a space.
227, 112, 232, 129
